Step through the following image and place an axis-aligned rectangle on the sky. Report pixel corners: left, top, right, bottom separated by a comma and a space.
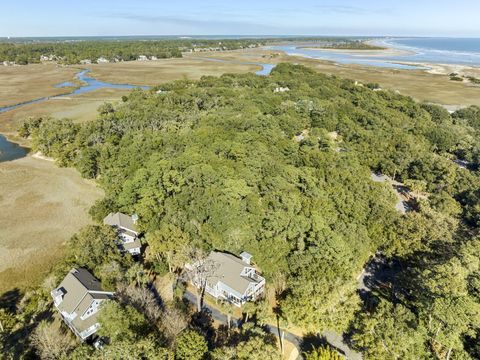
1, 0, 480, 37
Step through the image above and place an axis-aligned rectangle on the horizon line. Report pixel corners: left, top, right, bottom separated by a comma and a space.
2, 34, 480, 39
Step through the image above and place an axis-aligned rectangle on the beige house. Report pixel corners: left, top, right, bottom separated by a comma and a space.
51, 268, 114, 340
103, 212, 142, 255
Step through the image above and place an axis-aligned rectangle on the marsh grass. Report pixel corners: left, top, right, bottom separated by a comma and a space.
0, 156, 102, 293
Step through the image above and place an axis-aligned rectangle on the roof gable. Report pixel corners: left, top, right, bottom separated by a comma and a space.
208, 252, 257, 295
55, 268, 111, 314
103, 212, 138, 232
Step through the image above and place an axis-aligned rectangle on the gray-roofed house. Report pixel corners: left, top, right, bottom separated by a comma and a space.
51, 268, 114, 340
189, 251, 266, 307
103, 212, 142, 255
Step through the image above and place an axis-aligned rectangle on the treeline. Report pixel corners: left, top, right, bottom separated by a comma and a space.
5, 64, 480, 359
319, 40, 386, 50
0, 38, 264, 65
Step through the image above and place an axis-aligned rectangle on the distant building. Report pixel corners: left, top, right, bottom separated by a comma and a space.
188, 251, 265, 307
137, 55, 148, 61
150, 56, 158, 61
96, 57, 109, 64
294, 129, 309, 142
51, 268, 114, 341
80, 59, 92, 65
274, 87, 290, 93
103, 212, 142, 255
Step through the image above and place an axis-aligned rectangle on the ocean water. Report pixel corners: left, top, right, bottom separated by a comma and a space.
389, 38, 480, 54
271, 38, 480, 69
269, 45, 426, 69
381, 38, 480, 66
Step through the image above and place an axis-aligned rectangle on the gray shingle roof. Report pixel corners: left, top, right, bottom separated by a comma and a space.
56, 268, 104, 314
207, 252, 260, 296
103, 212, 138, 233
54, 268, 113, 336
122, 238, 142, 251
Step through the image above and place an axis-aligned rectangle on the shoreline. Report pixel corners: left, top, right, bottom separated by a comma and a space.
368, 39, 480, 76
31, 151, 54, 162
284, 42, 480, 77
389, 60, 480, 77
299, 45, 415, 58
190, 47, 480, 107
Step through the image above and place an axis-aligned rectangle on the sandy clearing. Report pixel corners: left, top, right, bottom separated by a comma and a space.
299, 46, 414, 58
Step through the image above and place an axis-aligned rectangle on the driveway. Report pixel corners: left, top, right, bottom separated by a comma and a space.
183, 291, 362, 360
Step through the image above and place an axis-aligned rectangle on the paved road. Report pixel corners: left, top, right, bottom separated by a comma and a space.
370, 172, 409, 214
183, 291, 362, 360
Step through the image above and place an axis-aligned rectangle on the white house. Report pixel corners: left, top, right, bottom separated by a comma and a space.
103, 212, 142, 255
137, 55, 148, 61
80, 59, 92, 65
51, 268, 114, 341
189, 251, 265, 307
96, 57, 109, 64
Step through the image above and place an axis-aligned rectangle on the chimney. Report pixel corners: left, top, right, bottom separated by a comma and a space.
51, 288, 65, 306
131, 214, 139, 225
240, 252, 253, 265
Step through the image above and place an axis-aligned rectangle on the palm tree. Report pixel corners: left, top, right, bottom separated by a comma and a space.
223, 301, 235, 330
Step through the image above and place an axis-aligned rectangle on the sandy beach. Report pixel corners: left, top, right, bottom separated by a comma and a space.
421, 62, 480, 77
299, 40, 480, 78
300, 46, 414, 58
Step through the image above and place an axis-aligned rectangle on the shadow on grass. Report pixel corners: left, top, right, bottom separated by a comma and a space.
0, 288, 22, 313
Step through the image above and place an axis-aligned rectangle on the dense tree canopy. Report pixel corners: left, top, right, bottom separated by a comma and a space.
0, 38, 264, 64
18, 63, 480, 359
